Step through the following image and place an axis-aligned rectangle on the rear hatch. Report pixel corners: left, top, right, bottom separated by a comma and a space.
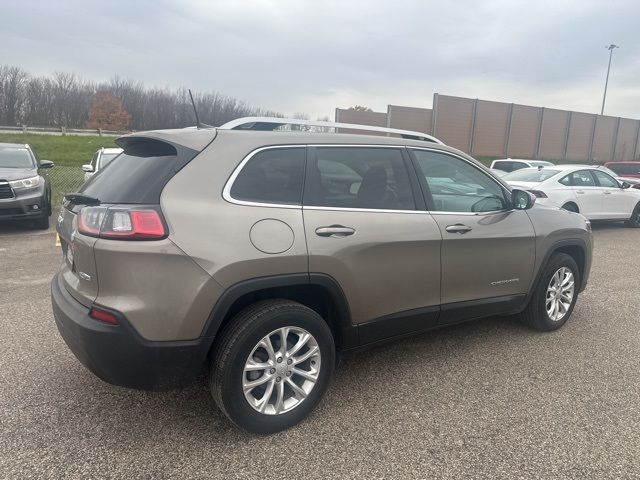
56, 130, 215, 307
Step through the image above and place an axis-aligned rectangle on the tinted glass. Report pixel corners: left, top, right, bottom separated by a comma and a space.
592, 170, 620, 188
412, 150, 507, 212
560, 170, 596, 187
80, 139, 197, 204
503, 169, 560, 182
0, 148, 35, 168
231, 148, 305, 205
304, 147, 415, 210
492, 161, 513, 172
529, 161, 554, 167
99, 153, 120, 169
607, 163, 640, 176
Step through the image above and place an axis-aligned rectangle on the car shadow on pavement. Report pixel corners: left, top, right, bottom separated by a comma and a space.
44, 314, 532, 441
0, 213, 56, 236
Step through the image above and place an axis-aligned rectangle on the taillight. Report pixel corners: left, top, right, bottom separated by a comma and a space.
78, 206, 167, 240
528, 190, 548, 198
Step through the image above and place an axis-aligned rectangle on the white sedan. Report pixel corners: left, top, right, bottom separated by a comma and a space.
502, 165, 640, 226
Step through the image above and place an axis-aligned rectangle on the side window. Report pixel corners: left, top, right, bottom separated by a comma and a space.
412, 149, 508, 213
568, 170, 596, 187
230, 147, 305, 205
592, 170, 619, 188
511, 162, 528, 171
559, 175, 571, 186
304, 147, 415, 210
91, 151, 99, 169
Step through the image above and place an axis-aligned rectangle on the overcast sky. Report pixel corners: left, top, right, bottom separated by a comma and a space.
3, 0, 639, 119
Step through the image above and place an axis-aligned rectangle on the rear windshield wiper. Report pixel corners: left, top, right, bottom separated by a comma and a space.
64, 193, 101, 205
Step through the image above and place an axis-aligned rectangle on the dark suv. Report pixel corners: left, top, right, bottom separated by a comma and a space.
0, 143, 54, 229
52, 118, 592, 434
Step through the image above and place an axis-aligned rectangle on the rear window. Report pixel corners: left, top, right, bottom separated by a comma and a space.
607, 163, 640, 176
99, 153, 120, 169
503, 169, 560, 182
79, 139, 198, 204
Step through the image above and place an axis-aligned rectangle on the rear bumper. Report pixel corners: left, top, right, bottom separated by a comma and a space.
0, 189, 46, 220
51, 272, 211, 390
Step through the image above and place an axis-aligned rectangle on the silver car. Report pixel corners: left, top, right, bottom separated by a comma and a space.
52, 118, 592, 434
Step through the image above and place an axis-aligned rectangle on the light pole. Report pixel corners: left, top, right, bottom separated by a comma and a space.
601, 44, 619, 115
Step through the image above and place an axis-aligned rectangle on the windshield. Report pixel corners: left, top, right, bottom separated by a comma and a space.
99, 153, 120, 169
503, 168, 560, 182
0, 148, 35, 168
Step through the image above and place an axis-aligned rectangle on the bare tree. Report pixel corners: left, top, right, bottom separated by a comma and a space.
0, 66, 29, 125
0, 64, 289, 130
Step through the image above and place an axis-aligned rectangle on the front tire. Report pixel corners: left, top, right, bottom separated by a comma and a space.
520, 253, 579, 331
210, 299, 335, 434
625, 203, 640, 228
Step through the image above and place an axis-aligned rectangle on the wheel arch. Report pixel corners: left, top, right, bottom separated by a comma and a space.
201, 273, 356, 354
529, 239, 588, 303
561, 201, 579, 213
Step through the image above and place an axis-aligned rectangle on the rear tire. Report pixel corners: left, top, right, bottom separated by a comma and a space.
210, 299, 335, 434
562, 202, 579, 213
625, 203, 640, 228
520, 253, 579, 331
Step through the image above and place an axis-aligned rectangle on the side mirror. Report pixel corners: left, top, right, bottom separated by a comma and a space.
82, 164, 94, 172
39, 160, 54, 169
621, 181, 631, 189
512, 189, 535, 210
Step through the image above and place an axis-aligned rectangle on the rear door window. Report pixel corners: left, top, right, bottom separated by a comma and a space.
304, 147, 415, 210
560, 170, 596, 187
230, 147, 305, 205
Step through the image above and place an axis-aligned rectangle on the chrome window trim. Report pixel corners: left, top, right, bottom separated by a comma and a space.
222, 145, 305, 209
223, 144, 513, 216
223, 144, 420, 210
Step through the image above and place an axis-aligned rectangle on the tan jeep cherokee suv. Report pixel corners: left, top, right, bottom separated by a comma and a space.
52, 118, 592, 434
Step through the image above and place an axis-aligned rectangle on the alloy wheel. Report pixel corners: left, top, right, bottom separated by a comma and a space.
243, 327, 321, 415
546, 267, 575, 322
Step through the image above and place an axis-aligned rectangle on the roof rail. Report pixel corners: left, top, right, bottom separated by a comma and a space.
218, 116, 444, 144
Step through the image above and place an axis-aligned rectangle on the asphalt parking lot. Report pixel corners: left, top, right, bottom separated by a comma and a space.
1, 217, 640, 479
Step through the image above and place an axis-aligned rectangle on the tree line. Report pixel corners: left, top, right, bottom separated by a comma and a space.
0, 65, 282, 130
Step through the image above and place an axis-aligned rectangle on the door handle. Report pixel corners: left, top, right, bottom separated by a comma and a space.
445, 224, 472, 234
603, 191, 612, 195
315, 225, 355, 237
576, 190, 585, 194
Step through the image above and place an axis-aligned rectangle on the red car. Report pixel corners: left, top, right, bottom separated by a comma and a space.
604, 162, 640, 179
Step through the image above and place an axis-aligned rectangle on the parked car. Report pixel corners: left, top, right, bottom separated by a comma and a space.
52, 118, 593, 434
82, 147, 123, 181
0, 143, 54, 229
490, 158, 554, 173
489, 168, 507, 177
604, 161, 640, 179
503, 165, 640, 225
